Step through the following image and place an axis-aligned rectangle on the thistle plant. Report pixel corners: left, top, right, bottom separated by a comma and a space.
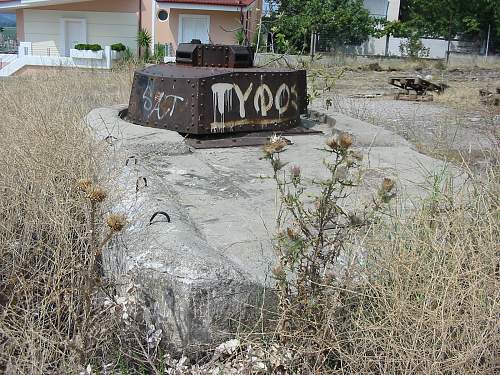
75, 179, 126, 367
263, 134, 394, 343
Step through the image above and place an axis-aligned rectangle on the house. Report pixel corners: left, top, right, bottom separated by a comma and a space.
0, 0, 262, 57
363, 0, 400, 21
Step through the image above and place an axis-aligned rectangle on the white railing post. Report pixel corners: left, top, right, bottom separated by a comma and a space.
18, 42, 32, 57
104, 46, 112, 69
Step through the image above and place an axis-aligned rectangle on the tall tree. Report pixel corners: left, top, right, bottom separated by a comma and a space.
270, 0, 375, 53
399, 0, 500, 42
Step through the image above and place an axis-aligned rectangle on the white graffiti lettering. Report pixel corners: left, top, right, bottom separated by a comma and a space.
233, 82, 253, 118
142, 80, 154, 112
150, 92, 185, 120
275, 83, 291, 115
142, 80, 184, 121
210, 81, 299, 133
254, 84, 274, 116
212, 83, 234, 128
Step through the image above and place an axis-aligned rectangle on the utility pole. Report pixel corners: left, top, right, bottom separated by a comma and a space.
485, 24, 491, 60
446, 13, 452, 64
151, 0, 156, 55
310, 30, 315, 58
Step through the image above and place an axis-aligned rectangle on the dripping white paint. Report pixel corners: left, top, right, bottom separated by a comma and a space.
211, 82, 298, 132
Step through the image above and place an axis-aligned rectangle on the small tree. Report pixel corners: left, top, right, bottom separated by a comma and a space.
137, 28, 152, 60
271, 0, 375, 53
399, 33, 430, 58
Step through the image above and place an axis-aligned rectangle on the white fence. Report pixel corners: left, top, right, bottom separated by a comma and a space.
0, 42, 119, 77
346, 35, 491, 59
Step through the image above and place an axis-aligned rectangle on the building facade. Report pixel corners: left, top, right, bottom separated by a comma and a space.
0, 0, 262, 57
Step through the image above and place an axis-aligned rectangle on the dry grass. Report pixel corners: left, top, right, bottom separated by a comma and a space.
166, 143, 499, 375
0, 65, 498, 374
331, 170, 499, 373
0, 68, 131, 373
435, 82, 500, 112
251, 142, 499, 374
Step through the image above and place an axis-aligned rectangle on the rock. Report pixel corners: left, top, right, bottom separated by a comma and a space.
87, 106, 274, 351
85, 104, 462, 351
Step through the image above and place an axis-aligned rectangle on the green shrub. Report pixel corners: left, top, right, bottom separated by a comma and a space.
74, 43, 103, 52
111, 43, 126, 52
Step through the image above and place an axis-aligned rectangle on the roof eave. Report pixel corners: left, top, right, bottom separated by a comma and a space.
0, 0, 86, 11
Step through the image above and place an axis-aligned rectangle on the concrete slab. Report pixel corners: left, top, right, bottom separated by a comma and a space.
86, 105, 462, 349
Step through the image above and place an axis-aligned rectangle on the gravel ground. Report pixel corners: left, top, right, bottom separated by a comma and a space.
310, 67, 500, 164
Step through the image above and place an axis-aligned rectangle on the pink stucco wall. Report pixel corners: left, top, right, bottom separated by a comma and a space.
15, 9, 24, 41
156, 9, 242, 49
154, 1, 262, 49
17, 0, 262, 50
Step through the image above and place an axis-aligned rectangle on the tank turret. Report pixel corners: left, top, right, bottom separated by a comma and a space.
126, 42, 308, 136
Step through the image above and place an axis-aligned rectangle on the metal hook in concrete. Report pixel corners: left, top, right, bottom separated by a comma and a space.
126, 156, 137, 166
104, 135, 118, 145
149, 211, 171, 225
136, 177, 148, 193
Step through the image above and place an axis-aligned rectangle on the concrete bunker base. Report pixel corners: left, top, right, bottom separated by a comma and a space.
87, 105, 461, 351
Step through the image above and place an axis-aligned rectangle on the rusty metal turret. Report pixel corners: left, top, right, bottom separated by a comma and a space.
126, 42, 308, 141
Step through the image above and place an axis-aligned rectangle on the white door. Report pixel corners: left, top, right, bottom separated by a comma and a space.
65, 20, 86, 56
179, 15, 210, 44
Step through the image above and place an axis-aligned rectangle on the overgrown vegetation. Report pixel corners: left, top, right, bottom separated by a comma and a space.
0, 62, 498, 374
0, 70, 132, 374
251, 136, 499, 373
267, 0, 374, 53
151, 133, 499, 374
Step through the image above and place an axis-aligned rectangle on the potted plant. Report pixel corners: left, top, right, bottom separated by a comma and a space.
70, 44, 104, 59
111, 43, 126, 60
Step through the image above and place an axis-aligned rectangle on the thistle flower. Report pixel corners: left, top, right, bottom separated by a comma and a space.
263, 136, 287, 156
326, 137, 338, 150
349, 150, 363, 161
290, 165, 301, 179
286, 227, 299, 240
106, 214, 127, 232
339, 132, 354, 149
86, 185, 107, 203
382, 178, 395, 193
77, 178, 92, 192
272, 265, 285, 279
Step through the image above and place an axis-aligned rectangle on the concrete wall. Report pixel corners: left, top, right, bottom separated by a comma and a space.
0, 52, 17, 69
355, 36, 463, 59
0, 43, 116, 76
21, 9, 137, 56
